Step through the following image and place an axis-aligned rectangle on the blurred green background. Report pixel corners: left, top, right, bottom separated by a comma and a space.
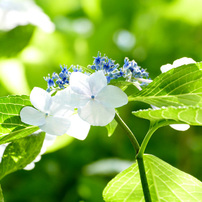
1, 0, 202, 201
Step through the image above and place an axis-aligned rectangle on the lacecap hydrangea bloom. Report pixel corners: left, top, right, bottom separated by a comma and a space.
42, 53, 151, 126
21, 52, 150, 136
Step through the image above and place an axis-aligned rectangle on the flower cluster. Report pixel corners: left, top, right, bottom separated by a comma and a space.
21, 70, 128, 139
44, 52, 150, 92
88, 52, 150, 86
44, 65, 83, 92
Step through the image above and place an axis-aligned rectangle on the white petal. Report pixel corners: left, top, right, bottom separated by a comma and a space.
78, 100, 115, 126
173, 57, 196, 68
40, 116, 71, 136
88, 71, 107, 96
70, 72, 91, 96
170, 124, 190, 131
160, 64, 174, 73
96, 85, 128, 108
23, 162, 35, 170
66, 114, 90, 140
30, 87, 52, 113
0, 144, 8, 163
160, 57, 196, 73
53, 88, 89, 108
20, 106, 46, 126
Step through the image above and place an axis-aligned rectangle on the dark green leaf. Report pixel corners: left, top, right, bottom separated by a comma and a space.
0, 95, 38, 144
0, 132, 45, 180
103, 154, 202, 202
129, 62, 202, 107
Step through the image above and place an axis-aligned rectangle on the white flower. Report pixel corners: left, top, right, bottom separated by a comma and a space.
0, 0, 55, 32
160, 57, 196, 131
60, 71, 128, 126
20, 87, 72, 136
20, 87, 90, 140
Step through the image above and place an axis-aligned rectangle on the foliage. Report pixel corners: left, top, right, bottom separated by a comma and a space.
0, 95, 38, 144
1, 0, 202, 201
103, 154, 202, 202
0, 132, 45, 180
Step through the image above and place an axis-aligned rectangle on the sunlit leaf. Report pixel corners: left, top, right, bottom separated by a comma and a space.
0, 132, 45, 180
103, 154, 202, 202
105, 119, 117, 137
129, 62, 202, 107
133, 106, 202, 126
0, 95, 38, 144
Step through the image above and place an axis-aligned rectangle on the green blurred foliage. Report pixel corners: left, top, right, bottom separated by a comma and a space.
1, 0, 202, 201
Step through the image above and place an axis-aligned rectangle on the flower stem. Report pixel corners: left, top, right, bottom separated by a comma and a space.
137, 124, 158, 158
114, 113, 140, 154
114, 113, 152, 201
137, 156, 152, 202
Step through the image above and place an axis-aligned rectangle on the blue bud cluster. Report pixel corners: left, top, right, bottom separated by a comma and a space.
44, 52, 150, 92
44, 65, 82, 92
120, 57, 149, 85
88, 52, 150, 85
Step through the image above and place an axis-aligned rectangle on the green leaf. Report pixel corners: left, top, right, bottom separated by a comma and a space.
0, 132, 45, 180
133, 106, 202, 126
0, 95, 38, 144
103, 154, 202, 202
129, 62, 202, 107
106, 119, 118, 137
0, 185, 4, 202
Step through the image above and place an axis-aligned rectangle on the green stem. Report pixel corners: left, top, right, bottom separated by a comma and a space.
114, 113, 140, 154
137, 157, 152, 202
114, 113, 152, 201
137, 122, 159, 158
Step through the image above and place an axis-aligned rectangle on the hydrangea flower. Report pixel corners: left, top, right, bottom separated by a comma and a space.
159, 57, 196, 131
20, 87, 90, 139
44, 64, 83, 92
88, 52, 151, 88
44, 52, 151, 92
59, 71, 128, 126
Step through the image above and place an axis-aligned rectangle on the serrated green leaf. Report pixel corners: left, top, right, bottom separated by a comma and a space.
0, 132, 45, 180
129, 62, 202, 107
0, 185, 3, 202
106, 119, 118, 137
133, 106, 202, 126
103, 154, 202, 202
0, 95, 38, 144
